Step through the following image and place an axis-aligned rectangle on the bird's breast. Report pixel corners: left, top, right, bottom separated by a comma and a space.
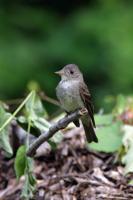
56, 80, 84, 112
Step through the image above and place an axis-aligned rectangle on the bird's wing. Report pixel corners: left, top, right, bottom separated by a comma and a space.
79, 82, 96, 127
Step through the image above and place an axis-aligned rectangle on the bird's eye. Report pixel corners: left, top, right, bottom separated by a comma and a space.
70, 70, 74, 75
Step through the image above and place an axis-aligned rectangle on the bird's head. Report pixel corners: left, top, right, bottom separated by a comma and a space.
55, 64, 83, 81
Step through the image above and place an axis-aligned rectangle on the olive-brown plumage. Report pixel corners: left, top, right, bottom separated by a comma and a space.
55, 64, 98, 143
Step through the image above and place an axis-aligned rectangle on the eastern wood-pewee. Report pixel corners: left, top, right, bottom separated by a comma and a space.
55, 64, 98, 143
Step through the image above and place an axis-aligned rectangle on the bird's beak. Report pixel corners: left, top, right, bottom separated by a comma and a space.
55, 70, 64, 76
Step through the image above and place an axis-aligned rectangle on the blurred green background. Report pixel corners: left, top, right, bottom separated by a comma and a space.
0, 0, 133, 111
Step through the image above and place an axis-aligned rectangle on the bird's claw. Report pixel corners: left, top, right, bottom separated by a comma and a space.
79, 108, 88, 116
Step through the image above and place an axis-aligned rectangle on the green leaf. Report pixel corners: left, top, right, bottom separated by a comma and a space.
0, 106, 13, 157
128, 179, 133, 186
29, 172, 36, 186
89, 121, 122, 153
122, 145, 133, 174
122, 125, 133, 174
21, 173, 36, 200
0, 128, 13, 157
14, 145, 27, 180
33, 117, 50, 131
21, 92, 50, 136
21, 157, 36, 199
25, 92, 48, 118
95, 114, 113, 126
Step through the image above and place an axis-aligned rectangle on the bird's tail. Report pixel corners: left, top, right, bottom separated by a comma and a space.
81, 117, 98, 143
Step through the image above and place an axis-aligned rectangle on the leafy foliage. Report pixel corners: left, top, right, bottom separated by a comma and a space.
90, 96, 133, 172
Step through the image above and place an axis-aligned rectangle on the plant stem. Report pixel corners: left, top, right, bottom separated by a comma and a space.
26, 91, 35, 149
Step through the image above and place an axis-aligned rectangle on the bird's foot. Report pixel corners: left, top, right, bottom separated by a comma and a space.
79, 108, 88, 116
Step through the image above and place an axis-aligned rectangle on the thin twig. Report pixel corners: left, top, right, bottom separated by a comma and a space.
27, 108, 88, 157
4, 91, 59, 106
39, 92, 60, 106
4, 98, 24, 105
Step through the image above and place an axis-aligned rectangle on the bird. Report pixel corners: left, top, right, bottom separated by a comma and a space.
55, 64, 98, 143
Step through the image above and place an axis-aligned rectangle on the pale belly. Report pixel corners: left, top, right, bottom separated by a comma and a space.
56, 80, 84, 112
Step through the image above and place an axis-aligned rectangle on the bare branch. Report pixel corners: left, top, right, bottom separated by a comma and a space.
27, 108, 88, 157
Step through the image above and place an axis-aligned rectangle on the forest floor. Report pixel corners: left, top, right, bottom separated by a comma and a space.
0, 127, 133, 200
